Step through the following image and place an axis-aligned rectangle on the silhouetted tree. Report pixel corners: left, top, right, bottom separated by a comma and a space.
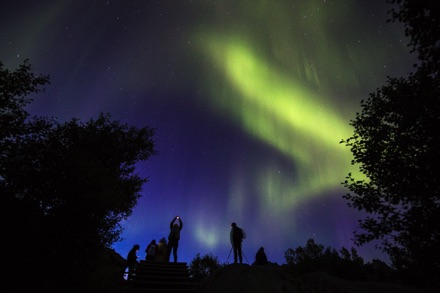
284, 238, 325, 272
189, 253, 223, 282
285, 239, 372, 281
1, 59, 50, 291
387, 0, 440, 73
0, 59, 49, 151
1, 60, 157, 293
341, 0, 440, 288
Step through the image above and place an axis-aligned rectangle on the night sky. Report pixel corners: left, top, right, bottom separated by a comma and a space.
1, 0, 415, 264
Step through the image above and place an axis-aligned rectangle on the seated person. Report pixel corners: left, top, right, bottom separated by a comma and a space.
254, 247, 268, 265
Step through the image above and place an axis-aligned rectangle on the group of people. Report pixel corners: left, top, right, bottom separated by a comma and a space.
145, 216, 183, 263
126, 219, 268, 280
126, 216, 183, 280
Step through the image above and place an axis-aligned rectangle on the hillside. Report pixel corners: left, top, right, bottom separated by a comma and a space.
198, 263, 423, 293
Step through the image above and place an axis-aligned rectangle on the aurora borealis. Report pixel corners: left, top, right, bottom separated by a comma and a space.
1, 0, 414, 264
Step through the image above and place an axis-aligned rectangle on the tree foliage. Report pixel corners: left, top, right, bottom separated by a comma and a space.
284, 239, 369, 281
341, 0, 440, 286
188, 253, 223, 282
0, 59, 49, 151
387, 0, 440, 73
1, 60, 157, 292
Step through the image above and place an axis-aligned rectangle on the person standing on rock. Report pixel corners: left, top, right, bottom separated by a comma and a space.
167, 216, 183, 262
230, 222, 245, 264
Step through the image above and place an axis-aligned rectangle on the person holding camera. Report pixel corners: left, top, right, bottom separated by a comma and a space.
167, 216, 183, 262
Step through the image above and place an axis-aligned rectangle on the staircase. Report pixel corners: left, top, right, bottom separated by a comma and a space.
126, 260, 198, 293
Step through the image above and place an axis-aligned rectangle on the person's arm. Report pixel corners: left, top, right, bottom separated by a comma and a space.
178, 218, 183, 230
170, 216, 177, 229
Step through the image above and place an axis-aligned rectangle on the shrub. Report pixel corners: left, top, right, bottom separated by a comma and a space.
188, 253, 223, 282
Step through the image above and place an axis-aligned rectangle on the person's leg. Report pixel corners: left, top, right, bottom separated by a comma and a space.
173, 241, 179, 262
238, 243, 243, 263
167, 241, 172, 262
233, 244, 238, 263
127, 265, 134, 280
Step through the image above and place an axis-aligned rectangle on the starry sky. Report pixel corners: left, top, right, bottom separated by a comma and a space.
1, 0, 415, 265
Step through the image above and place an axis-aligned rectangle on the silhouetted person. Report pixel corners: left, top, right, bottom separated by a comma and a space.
167, 216, 183, 262
155, 237, 168, 262
254, 247, 268, 265
126, 244, 140, 280
145, 239, 157, 261
230, 222, 245, 264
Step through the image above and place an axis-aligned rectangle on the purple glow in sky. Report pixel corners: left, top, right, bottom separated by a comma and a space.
1, 0, 414, 264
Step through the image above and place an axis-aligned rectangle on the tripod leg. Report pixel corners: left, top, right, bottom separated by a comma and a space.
226, 246, 232, 263
242, 250, 249, 264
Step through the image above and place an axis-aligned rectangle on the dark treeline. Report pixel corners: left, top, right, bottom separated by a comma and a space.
283, 239, 397, 283
188, 239, 397, 284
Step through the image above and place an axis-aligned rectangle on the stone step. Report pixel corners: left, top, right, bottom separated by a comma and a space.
125, 283, 198, 291
138, 261, 188, 270
126, 261, 198, 293
126, 280, 198, 291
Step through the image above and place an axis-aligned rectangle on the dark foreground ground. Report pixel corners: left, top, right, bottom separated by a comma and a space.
198, 263, 423, 293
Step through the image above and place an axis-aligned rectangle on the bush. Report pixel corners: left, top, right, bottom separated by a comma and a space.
284, 238, 377, 281
188, 253, 223, 282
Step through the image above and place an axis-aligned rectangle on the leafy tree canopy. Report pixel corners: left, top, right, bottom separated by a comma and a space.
1, 60, 157, 292
387, 0, 440, 72
189, 253, 223, 282
0, 59, 49, 147
283, 238, 396, 282
341, 0, 440, 287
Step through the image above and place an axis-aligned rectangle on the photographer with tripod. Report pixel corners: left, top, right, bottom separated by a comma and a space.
229, 222, 245, 264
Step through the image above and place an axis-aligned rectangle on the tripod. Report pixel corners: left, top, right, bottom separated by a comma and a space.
226, 246, 249, 264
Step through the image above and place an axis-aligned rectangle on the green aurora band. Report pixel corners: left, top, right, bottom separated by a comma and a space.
203, 37, 360, 206
189, 0, 410, 248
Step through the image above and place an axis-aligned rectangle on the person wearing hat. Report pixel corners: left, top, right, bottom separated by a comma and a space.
230, 222, 245, 263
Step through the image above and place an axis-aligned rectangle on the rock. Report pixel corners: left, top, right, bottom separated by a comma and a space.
198, 263, 424, 293
199, 263, 300, 293
299, 271, 423, 293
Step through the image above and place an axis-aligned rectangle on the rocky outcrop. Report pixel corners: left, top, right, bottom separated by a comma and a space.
198, 263, 423, 293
